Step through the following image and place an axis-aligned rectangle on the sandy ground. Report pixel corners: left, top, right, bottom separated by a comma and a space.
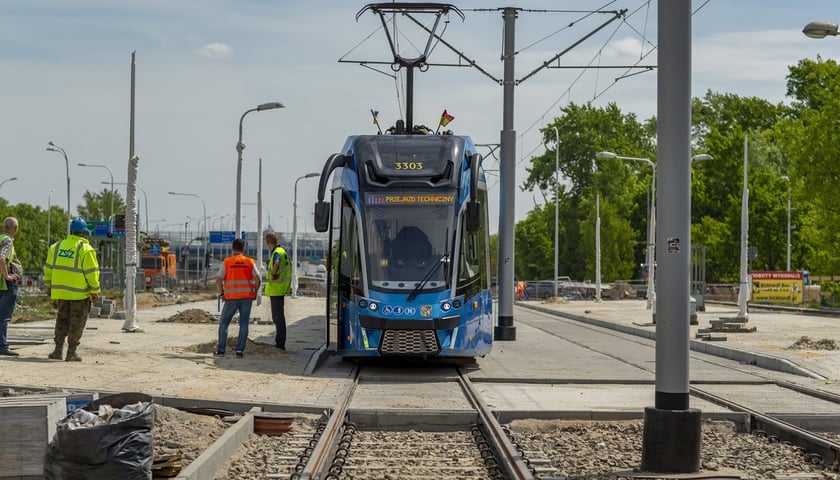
1, 295, 344, 407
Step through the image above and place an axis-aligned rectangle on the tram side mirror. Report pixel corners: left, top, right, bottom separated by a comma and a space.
466, 200, 481, 233
314, 201, 330, 233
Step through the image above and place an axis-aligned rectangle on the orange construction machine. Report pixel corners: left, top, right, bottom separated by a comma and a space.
141, 238, 177, 289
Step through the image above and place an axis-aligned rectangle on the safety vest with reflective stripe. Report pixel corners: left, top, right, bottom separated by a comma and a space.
43, 235, 101, 300
264, 246, 292, 296
222, 254, 257, 300
0, 233, 14, 291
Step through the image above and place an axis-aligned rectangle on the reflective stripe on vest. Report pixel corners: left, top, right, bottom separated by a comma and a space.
223, 255, 257, 300
45, 235, 101, 300
265, 245, 292, 296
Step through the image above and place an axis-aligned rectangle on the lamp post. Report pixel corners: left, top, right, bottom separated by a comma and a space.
803, 21, 839, 38
47, 189, 55, 249
552, 127, 559, 298
0, 177, 18, 193
46, 142, 71, 235
169, 192, 207, 285
107, 181, 147, 235
292, 173, 319, 298
235, 102, 285, 240
781, 175, 792, 271
596, 151, 656, 310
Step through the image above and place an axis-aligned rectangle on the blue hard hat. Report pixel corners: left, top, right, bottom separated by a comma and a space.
70, 217, 88, 233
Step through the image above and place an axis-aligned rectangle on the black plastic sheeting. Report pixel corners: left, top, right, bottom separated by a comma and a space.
43, 396, 154, 480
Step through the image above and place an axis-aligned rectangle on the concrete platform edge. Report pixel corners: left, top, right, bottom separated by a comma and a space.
519, 303, 826, 380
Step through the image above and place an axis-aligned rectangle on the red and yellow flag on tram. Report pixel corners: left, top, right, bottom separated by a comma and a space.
439, 109, 454, 127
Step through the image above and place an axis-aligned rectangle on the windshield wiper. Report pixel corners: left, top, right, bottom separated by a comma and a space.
407, 254, 449, 302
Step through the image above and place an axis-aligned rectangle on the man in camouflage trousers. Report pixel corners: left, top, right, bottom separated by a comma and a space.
43, 217, 100, 361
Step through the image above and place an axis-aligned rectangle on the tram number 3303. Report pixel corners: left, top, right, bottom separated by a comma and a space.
394, 162, 424, 170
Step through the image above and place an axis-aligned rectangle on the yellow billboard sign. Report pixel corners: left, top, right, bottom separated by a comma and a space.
750, 271, 803, 304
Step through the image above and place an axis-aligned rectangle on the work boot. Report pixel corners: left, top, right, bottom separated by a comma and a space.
48, 344, 64, 360
65, 347, 81, 362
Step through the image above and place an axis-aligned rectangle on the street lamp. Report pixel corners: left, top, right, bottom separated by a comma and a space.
46, 141, 71, 235
235, 102, 285, 240
78, 163, 114, 229
781, 175, 792, 271
292, 173, 319, 298
803, 21, 838, 39
105, 181, 148, 235
551, 127, 560, 298
0, 177, 18, 193
596, 151, 656, 310
47, 189, 55, 249
168, 191, 207, 285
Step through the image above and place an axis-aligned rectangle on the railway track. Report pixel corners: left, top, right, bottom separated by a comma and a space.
293, 365, 534, 480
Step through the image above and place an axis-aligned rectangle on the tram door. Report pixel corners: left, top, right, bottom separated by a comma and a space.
327, 190, 364, 351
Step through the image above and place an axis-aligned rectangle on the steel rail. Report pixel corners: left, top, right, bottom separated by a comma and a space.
457, 368, 536, 480
296, 366, 360, 480
691, 385, 840, 470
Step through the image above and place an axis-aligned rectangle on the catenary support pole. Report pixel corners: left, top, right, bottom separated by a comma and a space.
640, 0, 701, 473
495, 7, 517, 341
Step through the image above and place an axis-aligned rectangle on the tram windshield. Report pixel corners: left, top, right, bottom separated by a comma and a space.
363, 190, 455, 292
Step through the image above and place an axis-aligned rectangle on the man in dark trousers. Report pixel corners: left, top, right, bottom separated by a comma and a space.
0, 217, 22, 357
264, 232, 292, 350
216, 238, 260, 357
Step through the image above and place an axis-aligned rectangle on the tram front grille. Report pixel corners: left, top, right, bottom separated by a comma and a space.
380, 329, 440, 355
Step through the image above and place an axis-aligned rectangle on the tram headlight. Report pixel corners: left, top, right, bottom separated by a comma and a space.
369, 302, 379, 311
441, 302, 451, 312
358, 299, 368, 309
453, 299, 462, 309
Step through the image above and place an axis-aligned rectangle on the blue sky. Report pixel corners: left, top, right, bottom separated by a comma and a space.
1, 1, 837, 237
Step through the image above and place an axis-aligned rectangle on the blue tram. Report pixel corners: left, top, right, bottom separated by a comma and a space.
313, 132, 493, 358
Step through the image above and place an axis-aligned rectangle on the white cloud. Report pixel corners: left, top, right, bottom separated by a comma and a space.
196, 42, 234, 60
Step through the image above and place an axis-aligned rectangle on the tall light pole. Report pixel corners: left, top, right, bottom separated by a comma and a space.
552, 126, 559, 298
292, 173, 319, 298
106, 181, 148, 235
781, 175, 792, 271
0, 177, 17, 193
235, 102, 285, 240
169, 191, 207, 285
46, 142, 71, 235
78, 163, 114, 229
597, 151, 656, 310
47, 189, 55, 249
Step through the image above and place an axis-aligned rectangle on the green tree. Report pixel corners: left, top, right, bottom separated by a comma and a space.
77, 188, 126, 223
0, 201, 67, 274
690, 91, 788, 281
518, 102, 656, 281
776, 57, 840, 274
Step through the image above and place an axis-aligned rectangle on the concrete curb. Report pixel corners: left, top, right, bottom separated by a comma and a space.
304, 343, 330, 377
519, 302, 827, 380
174, 406, 258, 480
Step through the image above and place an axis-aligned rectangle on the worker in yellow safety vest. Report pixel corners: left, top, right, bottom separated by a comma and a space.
264, 232, 292, 350
43, 217, 100, 362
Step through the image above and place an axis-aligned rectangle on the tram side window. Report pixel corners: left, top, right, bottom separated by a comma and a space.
459, 216, 480, 283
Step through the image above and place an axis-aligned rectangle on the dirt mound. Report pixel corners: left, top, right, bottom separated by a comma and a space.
542, 297, 569, 304
184, 338, 288, 356
787, 336, 839, 350
159, 309, 218, 324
